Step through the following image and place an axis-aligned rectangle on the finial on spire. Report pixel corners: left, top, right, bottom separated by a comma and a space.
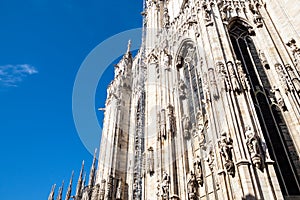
75, 160, 85, 198
56, 181, 64, 200
48, 184, 56, 200
127, 40, 131, 53
65, 171, 74, 200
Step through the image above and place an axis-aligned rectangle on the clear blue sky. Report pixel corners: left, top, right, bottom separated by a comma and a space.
0, 1, 142, 199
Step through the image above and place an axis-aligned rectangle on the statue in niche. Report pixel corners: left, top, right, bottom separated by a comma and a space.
206, 146, 215, 171
275, 63, 289, 93
116, 179, 123, 200
178, 79, 187, 99
187, 171, 198, 200
270, 86, 287, 111
196, 111, 206, 145
163, 7, 170, 28
286, 39, 300, 71
163, 49, 171, 70
161, 171, 170, 199
218, 131, 235, 176
202, 1, 213, 26
194, 155, 203, 186
236, 60, 250, 91
285, 64, 300, 93
227, 62, 241, 93
182, 114, 190, 138
106, 175, 113, 198
245, 126, 263, 169
258, 50, 270, 69
249, 3, 263, 28
217, 62, 231, 92
147, 147, 155, 175
167, 105, 176, 137
161, 109, 167, 139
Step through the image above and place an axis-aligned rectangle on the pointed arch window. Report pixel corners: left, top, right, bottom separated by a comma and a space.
229, 21, 300, 196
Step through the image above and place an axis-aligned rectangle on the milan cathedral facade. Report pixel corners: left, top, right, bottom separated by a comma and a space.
49, 0, 300, 199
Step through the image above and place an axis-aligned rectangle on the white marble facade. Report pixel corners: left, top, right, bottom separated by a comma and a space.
50, 0, 300, 200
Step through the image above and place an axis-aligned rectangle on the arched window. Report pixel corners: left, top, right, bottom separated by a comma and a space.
229, 21, 300, 196
176, 41, 204, 132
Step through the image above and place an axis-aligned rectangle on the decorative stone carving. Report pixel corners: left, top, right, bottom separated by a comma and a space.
217, 62, 231, 92
270, 86, 287, 111
285, 64, 300, 93
193, 155, 203, 186
259, 50, 270, 69
159, 109, 167, 140
236, 60, 250, 91
91, 184, 100, 200
163, 49, 171, 70
116, 179, 123, 200
218, 131, 235, 176
147, 147, 155, 175
178, 79, 187, 99
182, 114, 191, 138
161, 171, 170, 200
187, 171, 198, 200
249, 3, 263, 28
206, 147, 215, 171
208, 68, 219, 99
286, 38, 300, 70
167, 105, 176, 137
275, 63, 289, 93
202, 1, 213, 26
163, 7, 170, 28
227, 61, 241, 93
196, 111, 206, 146
245, 126, 263, 169
106, 175, 113, 199
99, 179, 106, 200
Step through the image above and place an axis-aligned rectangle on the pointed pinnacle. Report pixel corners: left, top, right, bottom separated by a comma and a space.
88, 149, 97, 187
48, 184, 56, 200
56, 181, 64, 200
65, 171, 74, 200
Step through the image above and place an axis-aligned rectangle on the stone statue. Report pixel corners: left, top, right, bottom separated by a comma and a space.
187, 171, 198, 200
270, 86, 286, 110
163, 8, 170, 28
236, 60, 250, 91
218, 131, 235, 176
182, 114, 190, 138
116, 179, 123, 200
178, 79, 187, 99
245, 126, 263, 168
227, 62, 241, 93
161, 171, 170, 199
194, 155, 203, 186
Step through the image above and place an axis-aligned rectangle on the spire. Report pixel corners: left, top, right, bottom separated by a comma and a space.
56, 181, 64, 200
88, 149, 97, 187
126, 40, 131, 54
48, 184, 56, 200
81, 172, 87, 196
65, 171, 74, 200
75, 160, 84, 198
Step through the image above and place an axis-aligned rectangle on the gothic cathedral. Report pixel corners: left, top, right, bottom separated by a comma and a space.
49, 0, 300, 199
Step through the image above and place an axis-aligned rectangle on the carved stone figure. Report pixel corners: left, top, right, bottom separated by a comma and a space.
187, 171, 198, 200
183, 114, 190, 138
259, 50, 270, 69
285, 64, 300, 93
161, 171, 170, 199
275, 63, 289, 93
286, 38, 300, 71
245, 126, 263, 168
147, 147, 155, 175
161, 109, 167, 139
270, 86, 287, 110
227, 62, 241, 93
217, 62, 231, 92
236, 60, 250, 91
206, 147, 215, 171
99, 179, 106, 200
167, 105, 176, 137
202, 1, 213, 26
106, 175, 113, 199
178, 79, 187, 99
218, 131, 235, 176
116, 179, 123, 200
163, 8, 170, 28
194, 155, 203, 186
